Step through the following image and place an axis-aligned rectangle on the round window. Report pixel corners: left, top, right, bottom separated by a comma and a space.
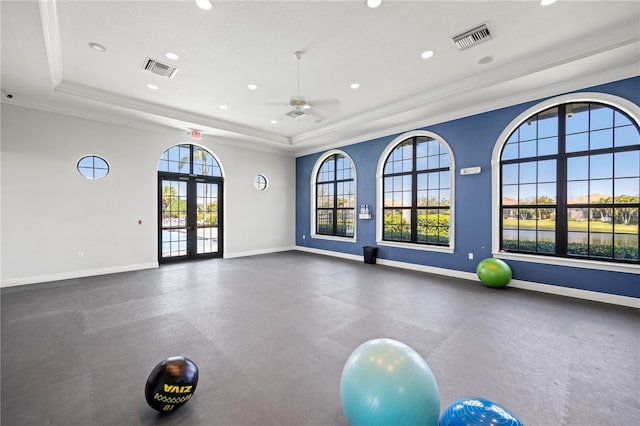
77, 155, 109, 180
254, 174, 268, 191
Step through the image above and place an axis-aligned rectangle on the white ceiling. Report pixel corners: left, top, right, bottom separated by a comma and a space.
2, 0, 639, 155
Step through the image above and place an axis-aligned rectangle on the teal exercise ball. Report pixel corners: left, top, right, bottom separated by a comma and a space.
339, 338, 440, 426
476, 258, 512, 288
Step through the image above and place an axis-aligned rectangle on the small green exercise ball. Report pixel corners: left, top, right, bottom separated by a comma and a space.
339, 338, 440, 426
476, 258, 512, 288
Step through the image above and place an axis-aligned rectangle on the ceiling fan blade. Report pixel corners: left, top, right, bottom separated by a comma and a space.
307, 97, 340, 117
261, 101, 290, 106
309, 109, 329, 121
307, 98, 339, 108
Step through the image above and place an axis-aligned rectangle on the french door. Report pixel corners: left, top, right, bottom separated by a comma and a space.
159, 175, 223, 262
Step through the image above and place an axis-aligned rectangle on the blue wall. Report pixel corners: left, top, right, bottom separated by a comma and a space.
296, 77, 640, 298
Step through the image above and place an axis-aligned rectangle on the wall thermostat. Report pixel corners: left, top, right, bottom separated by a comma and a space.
460, 166, 481, 175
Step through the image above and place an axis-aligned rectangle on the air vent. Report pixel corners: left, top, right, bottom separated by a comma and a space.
143, 58, 179, 79
452, 24, 492, 50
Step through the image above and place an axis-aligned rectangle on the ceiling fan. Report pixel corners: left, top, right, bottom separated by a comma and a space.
284, 51, 339, 120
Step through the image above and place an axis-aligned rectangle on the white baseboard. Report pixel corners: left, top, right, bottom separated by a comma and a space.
294, 246, 640, 309
0, 262, 159, 288
295, 245, 363, 262
506, 279, 640, 308
224, 246, 296, 259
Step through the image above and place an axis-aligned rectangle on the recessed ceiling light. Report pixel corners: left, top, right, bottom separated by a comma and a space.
540, 0, 558, 6
248, 84, 258, 90
219, 105, 228, 110
146, 84, 158, 90
366, 0, 382, 8
88, 42, 106, 52
196, 0, 213, 10
421, 50, 434, 59
350, 83, 360, 89
478, 56, 494, 65
270, 120, 278, 124
165, 52, 179, 61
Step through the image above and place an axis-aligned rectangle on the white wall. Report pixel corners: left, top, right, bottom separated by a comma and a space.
0, 105, 295, 286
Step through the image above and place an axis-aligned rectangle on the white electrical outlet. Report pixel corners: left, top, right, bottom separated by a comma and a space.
468, 252, 474, 260
302, 235, 306, 239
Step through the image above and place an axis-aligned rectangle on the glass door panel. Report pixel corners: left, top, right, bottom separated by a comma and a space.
196, 182, 219, 255
161, 179, 188, 259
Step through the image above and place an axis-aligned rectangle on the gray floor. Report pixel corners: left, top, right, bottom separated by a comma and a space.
1, 251, 639, 426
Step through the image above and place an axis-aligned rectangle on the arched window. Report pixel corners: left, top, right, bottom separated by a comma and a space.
312, 151, 356, 238
379, 131, 454, 250
497, 96, 639, 265
158, 144, 223, 262
158, 144, 222, 177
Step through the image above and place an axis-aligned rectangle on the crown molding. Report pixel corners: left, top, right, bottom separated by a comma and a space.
54, 80, 291, 146
38, 0, 63, 88
292, 33, 640, 147
293, 60, 639, 157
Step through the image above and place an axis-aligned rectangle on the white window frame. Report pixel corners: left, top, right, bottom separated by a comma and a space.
376, 130, 455, 253
491, 92, 640, 274
310, 149, 358, 242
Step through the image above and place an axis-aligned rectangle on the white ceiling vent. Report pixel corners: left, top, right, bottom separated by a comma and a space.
143, 58, 179, 79
452, 24, 492, 50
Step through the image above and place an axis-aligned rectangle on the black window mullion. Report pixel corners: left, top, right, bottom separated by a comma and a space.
410, 138, 418, 242
187, 178, 198, 257
333, 155, 339, 235
189, 144, 194, 175
556, 104, 568, 256
332, 171, 338, 235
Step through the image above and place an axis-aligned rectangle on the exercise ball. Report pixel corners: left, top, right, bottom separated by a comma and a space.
145, 356, 199, 413
340, 338, 440, 426
476, 258, 512, 288
439, 397, 522, 426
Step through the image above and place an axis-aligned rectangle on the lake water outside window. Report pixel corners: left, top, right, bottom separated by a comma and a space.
500, 103, 639, 262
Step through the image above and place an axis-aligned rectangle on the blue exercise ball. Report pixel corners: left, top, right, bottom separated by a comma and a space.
439, 398, 522, 426
340, 338, 440, 426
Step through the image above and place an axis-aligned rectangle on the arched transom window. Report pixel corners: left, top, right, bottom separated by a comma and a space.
381, 134, 452, 247
499, 101, 639, 263
315, 152, 356, 238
